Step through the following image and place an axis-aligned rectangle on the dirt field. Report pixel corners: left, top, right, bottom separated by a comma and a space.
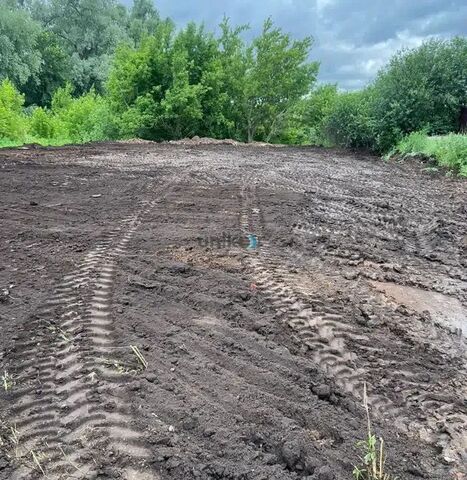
0, 142, 465, 480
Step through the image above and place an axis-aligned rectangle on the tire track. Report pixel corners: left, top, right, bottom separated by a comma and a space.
7, 207, 159, 479
240, 180, 467, 473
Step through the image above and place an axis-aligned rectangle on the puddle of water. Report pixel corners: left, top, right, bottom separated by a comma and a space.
371, 281, 467, 335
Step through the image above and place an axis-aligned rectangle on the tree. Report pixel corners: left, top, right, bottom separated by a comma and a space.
301, 84, 338, 127
371, 37, 467, 152
107, 16, 319, 142
280, 84, 338, 144
128, 0, 160, 45
107, 19, 175, 138
24, 31, 71, 106
158, 47, 206, 139
0, 5, 42, 86
242, 18, 318, 142
203, 18, 249, 139
174, 21, 229, 138
36, 0, 130, 94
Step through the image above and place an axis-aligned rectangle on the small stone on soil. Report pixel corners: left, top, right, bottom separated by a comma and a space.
316, 465, 335, 480
313, 384, 332, 400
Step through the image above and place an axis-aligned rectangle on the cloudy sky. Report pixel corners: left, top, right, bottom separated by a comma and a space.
128, 0, 467, 90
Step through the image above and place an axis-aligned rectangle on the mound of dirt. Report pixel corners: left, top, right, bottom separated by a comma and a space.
167, 135, 285, 147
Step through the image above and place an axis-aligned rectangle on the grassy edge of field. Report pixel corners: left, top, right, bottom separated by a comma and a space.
386, 132, 467, 177
0, 137, 74, 149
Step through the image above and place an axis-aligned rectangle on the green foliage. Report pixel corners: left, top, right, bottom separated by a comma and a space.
201, 18, 248, 139
392, 132, 467, 175
323, 38, 467, 154
371, 38, 467, 152
243, 18, 318, 142
324, 90, 375, 149
29, 107, 58, 139
107, 16, 317, 142
0, 5, 42, 86
279, 84, 338, 145
0, 79, 115, 146
128, 0, 161, 44
353, 432, 392, 480
1, 1, 465, 156
0, 79, 28, 141
50, 85, 116, 143
302, 84, 338, 128
24, 31, 71, 106
353, 384, 395, 480
33, 0, 131, 95
0, 138, 23, 148
158, 48, 206, 139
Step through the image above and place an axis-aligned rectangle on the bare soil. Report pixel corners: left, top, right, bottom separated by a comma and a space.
0, 142, 466, 480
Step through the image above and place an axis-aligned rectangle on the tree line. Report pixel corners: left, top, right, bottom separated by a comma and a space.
0, 0, 466, 162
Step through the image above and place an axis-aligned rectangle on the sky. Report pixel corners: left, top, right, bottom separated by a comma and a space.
126, 0, 467, 90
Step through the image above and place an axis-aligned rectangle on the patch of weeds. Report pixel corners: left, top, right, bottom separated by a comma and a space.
1, 371, 14, 392
45, 321, 71, 343
103, 345, 148, 375
0, 422, 49, 476
391, 132, 467, 176
353, 384, 397, 480
104, 359, 131, 375
31, 449, 47, 475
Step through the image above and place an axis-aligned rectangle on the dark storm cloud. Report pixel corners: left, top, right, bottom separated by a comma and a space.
311, 0, 467, 89
319, 0, 466, 45
125, 0, 467, 90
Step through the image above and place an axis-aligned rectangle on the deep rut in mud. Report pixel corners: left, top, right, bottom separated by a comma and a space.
0, 142, 466, 480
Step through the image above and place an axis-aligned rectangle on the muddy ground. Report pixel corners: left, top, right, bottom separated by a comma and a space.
0, 142, 465, 480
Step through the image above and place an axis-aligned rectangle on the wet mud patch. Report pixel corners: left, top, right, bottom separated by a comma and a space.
372, 280, 467, 336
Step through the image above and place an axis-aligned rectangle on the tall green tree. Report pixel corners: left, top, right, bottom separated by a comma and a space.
0, 4, 42, 86
158, 46, 206, 138
242, 18, 318, 142
36, 0, 130, 94
107, 16, 319, 142
24, 31, 71, 106
107, 19, 176, 138
203, 18, 249, 139
128, 0, 160, 44
323, 89, 375, 149
174, 21, 228, 137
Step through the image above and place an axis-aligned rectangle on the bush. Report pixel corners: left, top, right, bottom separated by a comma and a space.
392, 132, 467, 175
51, 85, 117, 143
323, 90, 374, 149
29, 107, 61, 139
0, 79, 28, 141
278, 84, 338, 145
321, 38, 467, 154
371, 38, 467, 152
0, 80, 117, 148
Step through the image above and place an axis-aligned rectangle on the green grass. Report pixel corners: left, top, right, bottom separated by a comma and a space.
0, 139, 23, 148
390, 132, 467, 176
0, 136, 77, 149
